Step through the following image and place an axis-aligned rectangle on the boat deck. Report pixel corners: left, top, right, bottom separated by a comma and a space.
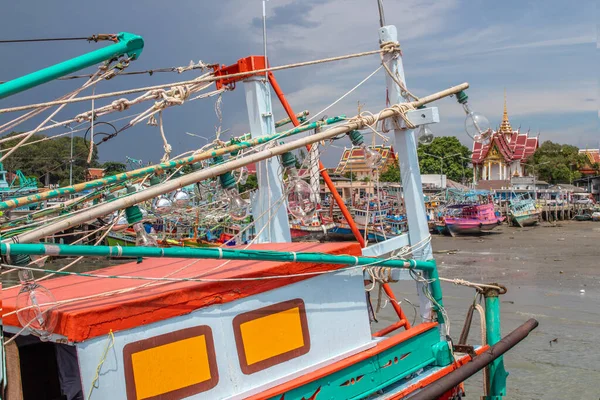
2, 241, 361, 342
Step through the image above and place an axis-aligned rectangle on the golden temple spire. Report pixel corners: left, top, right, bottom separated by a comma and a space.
499, 88, 513, 136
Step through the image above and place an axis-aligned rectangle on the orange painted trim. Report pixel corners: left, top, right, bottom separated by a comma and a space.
123, 325, 218, 400
233, 299, 310, 374
373, 320, 407, 338
245, 322, 438, 400
267, 71, 366, 248
1, 242, 361, 342
387, 344, 491, 399
382, 283, 411, 330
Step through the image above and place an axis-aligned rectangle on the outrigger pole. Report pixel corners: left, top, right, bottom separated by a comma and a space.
2, 82, 468, 246
0, 116, 345, 212
0, 32, 144, 99
0, 243, 436, 271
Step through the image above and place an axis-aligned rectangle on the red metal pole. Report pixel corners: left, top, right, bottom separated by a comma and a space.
268, 71, 366, 248
382, 282, 411, 329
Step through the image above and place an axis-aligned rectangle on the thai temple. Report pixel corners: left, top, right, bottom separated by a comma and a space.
334, 145, 397, 180
471, 93, 539, 183
578, 148, 600, 175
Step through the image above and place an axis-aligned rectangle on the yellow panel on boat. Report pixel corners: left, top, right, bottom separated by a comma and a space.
124, 326, 218, 400
234, 299, 311, 374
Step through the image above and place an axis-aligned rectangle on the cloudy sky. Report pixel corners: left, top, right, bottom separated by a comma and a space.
1, 0, 596, 167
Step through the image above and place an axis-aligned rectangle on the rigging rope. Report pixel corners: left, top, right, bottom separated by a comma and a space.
0, 44, 400, 114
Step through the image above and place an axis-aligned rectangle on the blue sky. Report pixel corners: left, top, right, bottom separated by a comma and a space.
0, 0, 596, 167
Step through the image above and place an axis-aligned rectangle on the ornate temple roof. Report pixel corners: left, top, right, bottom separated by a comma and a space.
499, 90, 513, 135
472, 93, 538, 164
579, 149, 600, 164
579, 149, 600, 175
334, 145, 396, 174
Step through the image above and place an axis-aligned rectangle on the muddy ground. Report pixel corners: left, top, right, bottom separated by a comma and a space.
376, 221, 600, 399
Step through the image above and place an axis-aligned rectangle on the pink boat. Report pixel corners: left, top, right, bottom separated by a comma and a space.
440, 202, 505, 237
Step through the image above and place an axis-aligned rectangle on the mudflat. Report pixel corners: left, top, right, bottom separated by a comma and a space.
377, 221, 600, 399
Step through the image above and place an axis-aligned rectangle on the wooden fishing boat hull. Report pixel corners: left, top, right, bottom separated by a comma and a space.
330, 225, 390, 242
511, 212, 540, 227
105, 233, 136, 247
445, 219, 504, 237
290, 222, 336, 238
574, 214, 592, 221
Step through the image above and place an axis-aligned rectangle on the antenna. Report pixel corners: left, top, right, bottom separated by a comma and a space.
262, 0, 269, 72
377, 0, 386, 27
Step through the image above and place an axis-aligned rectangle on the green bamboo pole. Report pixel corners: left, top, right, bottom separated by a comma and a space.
0, 116, 345, 212
275, 110, 309, 128
0, 242, 436, 271
0, 32, 144, 99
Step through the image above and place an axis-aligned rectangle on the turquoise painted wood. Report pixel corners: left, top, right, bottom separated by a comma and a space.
267, 326, 448, 400
485, 294, 507, 397
0, 32, 144, 99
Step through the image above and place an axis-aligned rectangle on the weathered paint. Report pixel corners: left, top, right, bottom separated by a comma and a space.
1, 242, 367, 342
261, 324, 442, 400
75, 267, 373, 399
380, 25, 438, 325
0, 32, 144, 99
245, 74, 291, 243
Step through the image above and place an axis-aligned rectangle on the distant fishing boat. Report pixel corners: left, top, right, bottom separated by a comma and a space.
439, 203, 504, 237
289, 211, 335, 239
0, 2, 538, 397
105, 231, 136, 247
508, 194, 540, 227
331, 197, 405, 243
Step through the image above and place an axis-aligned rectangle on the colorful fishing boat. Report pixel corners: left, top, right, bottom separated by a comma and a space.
0, 3, 538, 399
441, 203, 505, 237
508, 194, 541, 227
289, 212, 336, 239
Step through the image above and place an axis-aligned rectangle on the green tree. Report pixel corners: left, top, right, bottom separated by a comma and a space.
529, 141, 587, 184
344, 171, 357, 180
380, 162, 400, 182
2, 132, 99, 187
416, 137, 472, 183
239, 173, 258, 193
102, 161, 127, 176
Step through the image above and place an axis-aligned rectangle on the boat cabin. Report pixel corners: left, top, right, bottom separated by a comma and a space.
2, 242, 477, 400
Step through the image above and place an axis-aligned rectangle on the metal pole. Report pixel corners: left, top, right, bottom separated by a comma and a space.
268, 71, 367, 247
0, 32, 144, 99
262, 1, 268, 72
484, 286, 508, 397
376, 0, 386, 27
69, 129, 74, 186
0, 242, 436, 271
408, 319, 538, 400
379, 24, 437, 324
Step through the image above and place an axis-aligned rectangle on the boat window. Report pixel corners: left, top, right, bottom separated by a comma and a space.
233, 298, 310, 374
123, 326, 219, 399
